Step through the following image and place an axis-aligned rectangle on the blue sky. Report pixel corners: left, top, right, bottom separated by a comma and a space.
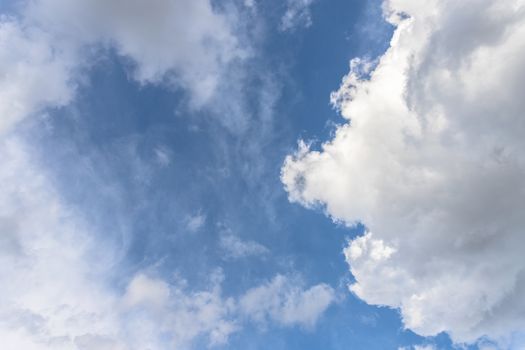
2, 0, 525, 349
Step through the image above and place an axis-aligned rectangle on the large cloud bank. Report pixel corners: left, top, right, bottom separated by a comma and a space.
282, 0, 525, 345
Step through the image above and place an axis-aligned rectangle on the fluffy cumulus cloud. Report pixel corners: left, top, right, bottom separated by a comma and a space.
0, 0, 245, 133
282, 0, 525, 345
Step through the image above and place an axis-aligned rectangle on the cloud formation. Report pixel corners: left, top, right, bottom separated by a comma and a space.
120, 272, 239, 349
185, 212, 207, 233
280, 0, 316, 32
282, 0, 525, 345
0, 136, 121, 349
0, 1, 339, 349
0, 18, 76, 133
0, 138, 334, 349
0, 0, 245, 133
220, 232, 269, 259
399, 346, 436, 350
240, 275, 335, 328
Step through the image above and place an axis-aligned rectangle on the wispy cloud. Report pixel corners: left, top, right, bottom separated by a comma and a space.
185, 212, 206, 233
239, 274, 335, 328
280, 0, 316, 32
219, 231, 269, 259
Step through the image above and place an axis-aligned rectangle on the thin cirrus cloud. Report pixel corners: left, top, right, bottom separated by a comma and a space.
282, 0, 525, 346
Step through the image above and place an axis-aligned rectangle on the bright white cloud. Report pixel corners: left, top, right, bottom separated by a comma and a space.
120, 272, 239, 349
0, 136, 122, 350
282, 0, 525, 345
280, 0, 316, 32
120, 272, 335, 347
239, 275, 335, 328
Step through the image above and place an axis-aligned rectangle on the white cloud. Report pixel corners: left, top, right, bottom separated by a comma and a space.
282, 0, 525, 345
219, 232, 269, 259
0, 138, 207, 349
29, 0, 246, 107
154, 146, 171, 167
280, 0, 316, 32
88, 0, 244, 107
239, 275, 335, 328
0, 1, 331, 348
244, 0, 256, 10
186, 212, 206, 232
0, 0, 247, 133
122, 274, 171, 310
399, 346, 436, 350
0, 139, 333, 348
120, 273, 238, 349
0, 136, 123, 350
0, 17, 76, 133
120, 272, 336, 347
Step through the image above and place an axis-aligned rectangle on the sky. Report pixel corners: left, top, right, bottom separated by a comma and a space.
1, 0, 525, 349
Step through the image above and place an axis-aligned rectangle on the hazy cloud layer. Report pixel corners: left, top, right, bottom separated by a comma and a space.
282, 0, 525, 345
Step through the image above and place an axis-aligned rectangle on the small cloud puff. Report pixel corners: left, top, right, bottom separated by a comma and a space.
185, 212, 206, 232
280, 0, 316, 32
219, 231, 269, 259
